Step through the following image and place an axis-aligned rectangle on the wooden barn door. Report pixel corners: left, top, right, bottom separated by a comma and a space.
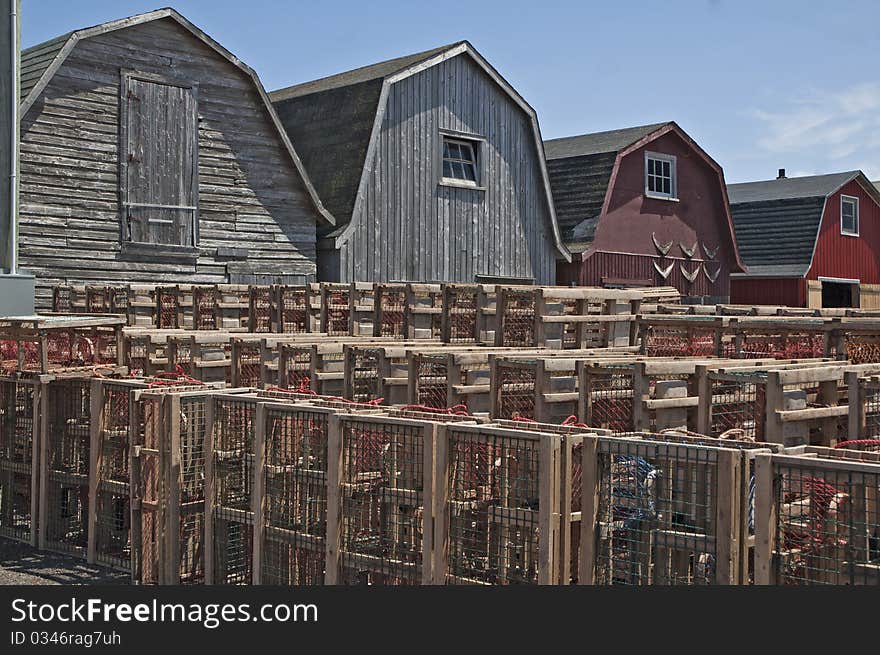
121, 73, 199, 248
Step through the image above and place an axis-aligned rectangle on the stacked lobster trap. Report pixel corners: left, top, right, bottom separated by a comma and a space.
755, 446, 880, 585
0, 374, 41, 544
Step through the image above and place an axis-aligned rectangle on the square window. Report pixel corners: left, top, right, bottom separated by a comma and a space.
441, 136, 479, 186
645, 152, 677, 199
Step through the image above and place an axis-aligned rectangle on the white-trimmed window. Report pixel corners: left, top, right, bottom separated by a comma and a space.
645, 152, 677, 199
442, 137, 478, 185
841, 195, 859, 236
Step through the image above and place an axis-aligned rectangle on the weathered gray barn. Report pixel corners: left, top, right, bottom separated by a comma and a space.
271, 42, 569, 284
19, 8, 333, 307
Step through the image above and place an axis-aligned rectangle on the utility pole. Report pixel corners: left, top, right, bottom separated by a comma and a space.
0, 0, 35, 315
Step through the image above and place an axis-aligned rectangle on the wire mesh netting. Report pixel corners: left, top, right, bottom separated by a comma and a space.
496, 364, 536, 420
53, 287, 73, 313
126, 336, 150, 377
324, 289, 350, 336
86, 287, 111, 314
280, 346, 312, 392
339, 419, 426, 585
250, 287, 274, 333
280, 288, 309, 334
176, 396, 208, 584
445, 288, 480, 344
211, 397, 257, 584
0, 379, 35, 541
377, 288, 406, 337
445, 428, 542, 584
157, 289, 178, 329
593, 440, 721, 585
415, 355, 448, 409
348, 349, 382, 404
846, 336, 880, 364
43, 379, 91, 555
134, 395, 163, 584
194, 287, 217, 331
236, 342, 262, 388
710, 376, 765, 441
585, 369, 633, 433
499, 291, 536, 347
95, 383, 133, 569
773, 460, 880, 585
735, 333, 825, 360
864, 382, 880, 439
645, 327, 716, 357
261, 407, 329, 585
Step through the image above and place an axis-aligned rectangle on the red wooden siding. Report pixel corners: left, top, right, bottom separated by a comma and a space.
807, 179, 880, 283
730, 277, 804, 306
573, 250, 728, 298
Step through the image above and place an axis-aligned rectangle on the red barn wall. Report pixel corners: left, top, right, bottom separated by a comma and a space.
582, 131, 737, 298
730, 277, 804, 306
807, 179, 880, 283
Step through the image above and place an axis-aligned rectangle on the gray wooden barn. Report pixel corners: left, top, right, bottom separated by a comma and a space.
18, 8, 333, 307
271, 41, 569, 284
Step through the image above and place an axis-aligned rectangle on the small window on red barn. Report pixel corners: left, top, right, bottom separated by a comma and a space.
841, 195, 859, 236
645, 152, 677, 200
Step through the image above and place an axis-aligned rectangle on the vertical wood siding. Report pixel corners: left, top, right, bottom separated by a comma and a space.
19, 19, 320, 308
730, 277, 804, 307
807, 179, 880, 284
338, 54, 557, 284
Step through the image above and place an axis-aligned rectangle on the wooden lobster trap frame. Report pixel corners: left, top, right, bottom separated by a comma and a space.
434, 422, 562, 585
251, 402, 340, 585
490, 351, 641, 424
754, 451, 880, 585
320, 283, 356, 337
404, 283, 444, 339
191, 285, 220, 331
131, 386, 249, 585
0, 374, 43, 545
248, 285, 276, 333
579, 435, 743, 585
440, 283, 496, 345
1, 315, 125, 376
327, 413, 438, 585
37, 368, 127, 558
847, 372, 880, 440
88, 377, 205, 573
166, 333, 233, 385
276, 285, 312, 334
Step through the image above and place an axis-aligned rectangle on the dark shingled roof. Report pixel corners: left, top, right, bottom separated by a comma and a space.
20, 32, 71, 100
270, 43, 466, 233
270, 42, 463, 102
728, 171, 862, 277
543, 122, 669, 160
543, 122, 671, 245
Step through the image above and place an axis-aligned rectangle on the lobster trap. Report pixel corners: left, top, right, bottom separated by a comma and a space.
579, 435, 741, 585
253, 403, 336, 585
131, 387, 241, 585
320, 284, 354, 336
278, 285, 311, 334
434, 423, 561, 584
0, 376, 41, 544
374, 284, 407, 337
755, 451, 880, 585
578, 362, 636, 433
248, 285, 275, 333
192, 286, 219, 331
0, 316, 125, 375
327, 414, 436, 585
441, 283, 494, 345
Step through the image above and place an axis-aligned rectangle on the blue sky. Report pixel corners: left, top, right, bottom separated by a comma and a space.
20, 0, 880, 182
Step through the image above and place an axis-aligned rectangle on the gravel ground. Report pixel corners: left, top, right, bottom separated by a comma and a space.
0, 538, 128, 586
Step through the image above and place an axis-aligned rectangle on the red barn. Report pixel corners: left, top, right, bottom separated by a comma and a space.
545, 122, 744, 302
729, 170, 880, 308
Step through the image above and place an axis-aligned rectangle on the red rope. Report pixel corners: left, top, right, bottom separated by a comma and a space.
835, 439, 880, 451
401, 403, 470, 416
561, 415, 590, 428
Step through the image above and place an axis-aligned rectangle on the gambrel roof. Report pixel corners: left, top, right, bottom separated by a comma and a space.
270, 42, 569, 259
728, 171, 880, 277
19, 7, 334, 226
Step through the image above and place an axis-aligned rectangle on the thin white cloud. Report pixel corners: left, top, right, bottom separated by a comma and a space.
751, 83, 880, 174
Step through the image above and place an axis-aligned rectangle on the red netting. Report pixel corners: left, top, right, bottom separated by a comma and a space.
194, 287, 217, 330
497, 365, 536, 420
157, 289, 178, 328
279, 288, 309, 333
645, 327, 715, 357
250, 287, 273, 333
414, 356, 447, 409
377, 288, 406, 337
499, 291, 535, 347
324, 290, 350, 336
445, 288, 479, 343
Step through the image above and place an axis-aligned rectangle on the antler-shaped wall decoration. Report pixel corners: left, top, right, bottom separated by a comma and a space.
702, 243, 719, 260
652, 232, 673, 256
704, 265, 721, 283
680, 241, 698, 259
680, 263, 701, 283
653, 261, 674, 279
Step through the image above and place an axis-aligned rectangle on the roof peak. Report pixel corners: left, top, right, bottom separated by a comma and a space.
728, 170, 862, 187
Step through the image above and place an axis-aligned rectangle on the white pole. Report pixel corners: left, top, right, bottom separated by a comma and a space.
7, 0, 18, 274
